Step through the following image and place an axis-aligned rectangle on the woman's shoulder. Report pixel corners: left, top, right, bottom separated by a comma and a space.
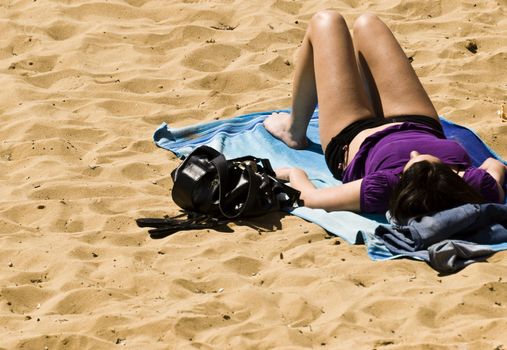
463, 167, 502, 203
360, 170, 400, 213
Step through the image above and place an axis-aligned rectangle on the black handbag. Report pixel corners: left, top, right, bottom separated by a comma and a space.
136, 145, 301, 238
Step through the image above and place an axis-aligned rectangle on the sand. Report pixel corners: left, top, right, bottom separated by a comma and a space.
1, 0, 506, 349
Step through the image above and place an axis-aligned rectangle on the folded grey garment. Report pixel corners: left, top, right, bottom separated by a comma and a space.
428, 240, 494, 274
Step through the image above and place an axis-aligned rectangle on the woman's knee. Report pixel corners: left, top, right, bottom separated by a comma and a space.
352, 13, 383, 37
308, 10, 347, 35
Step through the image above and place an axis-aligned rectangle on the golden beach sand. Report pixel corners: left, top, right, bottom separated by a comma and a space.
1, 0, 506, 349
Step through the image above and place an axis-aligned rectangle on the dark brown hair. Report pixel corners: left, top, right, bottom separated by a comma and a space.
388, 161, 486, 224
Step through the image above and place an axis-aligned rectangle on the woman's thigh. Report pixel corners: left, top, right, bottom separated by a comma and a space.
352, 14, 439, 120
307, 11, 374, 151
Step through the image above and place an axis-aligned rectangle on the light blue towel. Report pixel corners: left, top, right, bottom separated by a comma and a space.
153, 110, 507, 260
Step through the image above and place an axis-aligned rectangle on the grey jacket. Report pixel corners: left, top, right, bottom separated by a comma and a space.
375, 203, 507, 273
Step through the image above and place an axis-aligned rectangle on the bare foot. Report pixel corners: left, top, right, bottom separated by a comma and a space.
263, 112, 308, 149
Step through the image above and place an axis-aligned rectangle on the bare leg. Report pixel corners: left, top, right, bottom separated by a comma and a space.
264, 11, 374, 151
353, 14, 438, 119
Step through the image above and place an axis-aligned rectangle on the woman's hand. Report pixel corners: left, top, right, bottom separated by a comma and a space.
274, 167, 294, 182
275, 168, 311, 189
479, 158, 505, 182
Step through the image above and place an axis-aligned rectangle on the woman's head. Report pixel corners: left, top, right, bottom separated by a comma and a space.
389, 157, 485, 224
403, 150, 441, 171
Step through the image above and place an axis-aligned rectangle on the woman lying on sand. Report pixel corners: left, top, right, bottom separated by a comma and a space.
263, 11, 505, 223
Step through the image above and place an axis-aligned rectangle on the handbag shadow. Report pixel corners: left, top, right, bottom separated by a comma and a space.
229, 210, 287, 233
139, 210, 288, 239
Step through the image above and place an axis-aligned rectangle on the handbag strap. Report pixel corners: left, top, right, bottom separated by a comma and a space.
136, 214, 229, 239
273, 177, 301, 207
233, 156, 301, 206
229, 155, 276, 176
210, 155, 260, 219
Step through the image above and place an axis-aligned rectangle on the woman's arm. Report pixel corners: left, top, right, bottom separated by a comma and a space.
277, 168, 362, 211
479, 158, 506, 202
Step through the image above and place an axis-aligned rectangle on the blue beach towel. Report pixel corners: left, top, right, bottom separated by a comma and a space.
153, 110, 507, 262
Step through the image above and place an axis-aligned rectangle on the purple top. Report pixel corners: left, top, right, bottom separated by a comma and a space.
342, 123, 500, 213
